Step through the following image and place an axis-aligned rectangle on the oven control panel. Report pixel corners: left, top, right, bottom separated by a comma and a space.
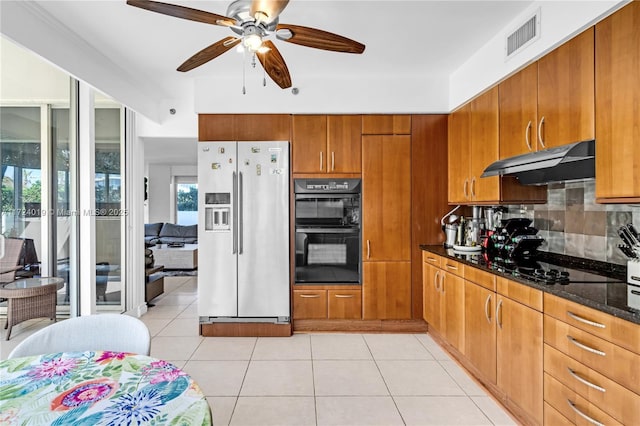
295, 178, 361, 193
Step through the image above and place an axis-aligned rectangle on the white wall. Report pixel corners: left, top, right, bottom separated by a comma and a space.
193, 74, 449, 114
146, 164, 197, 224
449, 0, 626, 109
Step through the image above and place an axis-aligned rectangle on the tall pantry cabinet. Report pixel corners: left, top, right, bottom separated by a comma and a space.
362, 118, 412, 320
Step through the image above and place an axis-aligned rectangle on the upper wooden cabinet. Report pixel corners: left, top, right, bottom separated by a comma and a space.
448, 104, 471, 204
499, 27, 594, 158
449, 88, 546, 205
537, 27, 595, 149
199, 114, 291, 141
362, 115, 411, 135
595, 1, 640, 202
469, 87, 501, 203
292, 115, 361, 174
499, 63, 539, 158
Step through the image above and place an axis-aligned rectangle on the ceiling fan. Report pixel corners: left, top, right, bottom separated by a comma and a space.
126, 0, 366, 89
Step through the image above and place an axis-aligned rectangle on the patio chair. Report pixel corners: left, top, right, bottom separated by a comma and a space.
7, 314, 151, 358
0, 238, 26, 283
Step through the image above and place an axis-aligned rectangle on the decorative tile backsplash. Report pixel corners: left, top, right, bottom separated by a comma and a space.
502, 180, 640, 265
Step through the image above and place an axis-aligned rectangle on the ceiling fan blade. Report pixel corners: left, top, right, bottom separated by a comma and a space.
126, 0, 235, 27
276, 24, 365, 54
177, 37, 241, 72
257, 41, 292, 89
250, 0, 289, 23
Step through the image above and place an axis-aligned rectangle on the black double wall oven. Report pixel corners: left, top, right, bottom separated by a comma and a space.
294, 179, 361, 284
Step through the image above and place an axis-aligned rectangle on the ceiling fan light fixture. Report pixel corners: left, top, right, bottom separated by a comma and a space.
243, 33, 263, 52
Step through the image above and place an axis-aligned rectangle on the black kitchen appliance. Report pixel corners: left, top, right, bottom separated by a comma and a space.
294, 179, 361, 284
487, 218, 545, 260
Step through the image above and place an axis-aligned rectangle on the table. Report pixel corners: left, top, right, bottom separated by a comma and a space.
0, 351, 212, 425
0, 277, 64, 340
149, 244, 198, 270
145, 264, 165, 304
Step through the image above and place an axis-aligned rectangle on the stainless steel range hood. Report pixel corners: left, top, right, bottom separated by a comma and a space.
481, 140, 595, 185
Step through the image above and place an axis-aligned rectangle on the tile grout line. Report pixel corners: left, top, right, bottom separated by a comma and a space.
362, 334, 408, 426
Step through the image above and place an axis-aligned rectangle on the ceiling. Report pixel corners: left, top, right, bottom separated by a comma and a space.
27, 0, 533, 101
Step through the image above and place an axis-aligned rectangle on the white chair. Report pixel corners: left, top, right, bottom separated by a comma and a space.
8, 314, 151, 359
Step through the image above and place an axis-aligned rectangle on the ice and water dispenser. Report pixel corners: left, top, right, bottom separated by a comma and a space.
204, 193, 231, 231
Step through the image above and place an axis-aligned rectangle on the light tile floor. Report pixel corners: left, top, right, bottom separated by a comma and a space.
1, 276, 518, 426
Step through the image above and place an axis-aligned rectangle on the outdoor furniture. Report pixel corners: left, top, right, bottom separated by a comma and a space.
8, 313, 151, 358
0, 277, 64, 340
0, 351, 212, 425
0, 238, 26, 283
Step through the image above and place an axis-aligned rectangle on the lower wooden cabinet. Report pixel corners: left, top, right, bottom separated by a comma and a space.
363, 261, 411, 320
464, 281, 497, 384
423, 262, 442, 331
544, 374, 622, 426
292, 289, 327, 319
293, 288, 362, 320
543, 301, 640, 425
442, 271, 464, 353
328, 290, 362, 319
496, 294, 543, 425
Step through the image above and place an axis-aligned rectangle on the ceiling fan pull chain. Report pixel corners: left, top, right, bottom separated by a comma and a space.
242, 47, 247, 95
263, 53, 267, 87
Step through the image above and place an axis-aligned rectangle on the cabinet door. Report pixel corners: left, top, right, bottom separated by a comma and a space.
423, 263, 442, 332
595, 2, 640, 201
442, 272, 464, 353
448, 104, 471, 203
464, 281, 496, 384
328, 289, 362, 319
537, 27, 595, 149
363, 261, 411, 320
469, 87, 500, 202
292, 289, 327, 319
292, 115, 327, 173
497, 296, 543, 425
327, 115, 361, 173
362, 135, 411, 261
362, 115, 411, 134
499, 63, 538, 158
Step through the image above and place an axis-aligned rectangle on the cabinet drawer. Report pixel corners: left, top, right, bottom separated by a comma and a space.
441, 258, 463, 277
544, 315, 640, 395
544, 374, 622, 426
293, 290, 327, 319
497, 277, 542, 311
544, 293, 640, 354
544, 344, 640, 425
463, 265, 496, 291
544, 402, 573, 426
328, 290, 362, 319
422, 251, 441, 268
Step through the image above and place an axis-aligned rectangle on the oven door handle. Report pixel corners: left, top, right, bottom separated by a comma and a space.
295, 228, 359, 234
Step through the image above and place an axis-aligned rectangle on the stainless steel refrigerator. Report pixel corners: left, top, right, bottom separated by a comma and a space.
197, 141, 290, 322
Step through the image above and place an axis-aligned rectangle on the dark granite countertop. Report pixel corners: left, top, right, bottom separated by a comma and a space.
420, 244, 640, 326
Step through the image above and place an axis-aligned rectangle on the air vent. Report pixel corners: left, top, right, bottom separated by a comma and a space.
505, 9, 541, 59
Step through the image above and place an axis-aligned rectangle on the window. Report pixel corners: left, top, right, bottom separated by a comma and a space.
176, 180, 197, 226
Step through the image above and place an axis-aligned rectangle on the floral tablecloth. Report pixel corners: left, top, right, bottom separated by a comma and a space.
0, 351, 212, 425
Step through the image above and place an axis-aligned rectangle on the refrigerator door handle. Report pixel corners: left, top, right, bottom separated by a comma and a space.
239, 171, 244, 255
232, 171, 237, 254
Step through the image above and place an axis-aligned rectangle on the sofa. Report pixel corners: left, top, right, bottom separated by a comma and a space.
144, 222, 198, 245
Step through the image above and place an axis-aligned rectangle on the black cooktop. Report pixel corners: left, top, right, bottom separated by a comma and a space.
420, 245, 639, 324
